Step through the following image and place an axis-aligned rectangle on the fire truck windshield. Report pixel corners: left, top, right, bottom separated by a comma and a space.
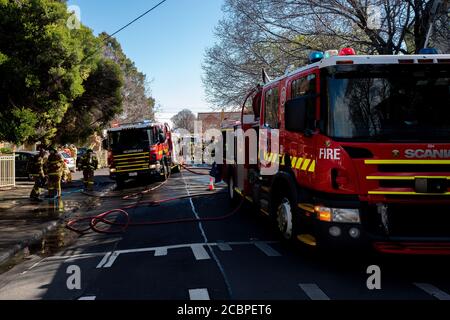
323, 64, 450, 142
108, 128, 154, 152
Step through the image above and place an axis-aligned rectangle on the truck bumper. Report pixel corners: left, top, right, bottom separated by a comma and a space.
302, 201, 450, 255
110, 165, 161, 180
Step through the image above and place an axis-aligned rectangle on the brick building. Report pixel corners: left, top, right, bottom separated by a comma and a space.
197, 112, 241, 133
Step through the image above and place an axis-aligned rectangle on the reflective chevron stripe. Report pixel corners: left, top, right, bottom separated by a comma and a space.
263, 152, 316, 173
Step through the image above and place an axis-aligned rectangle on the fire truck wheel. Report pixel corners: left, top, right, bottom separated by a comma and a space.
276, 197, 294, 240
171, 164, 181, 174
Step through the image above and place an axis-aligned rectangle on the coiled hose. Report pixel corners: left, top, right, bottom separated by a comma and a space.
66, 165, 243, 235
66, 192, 242, 235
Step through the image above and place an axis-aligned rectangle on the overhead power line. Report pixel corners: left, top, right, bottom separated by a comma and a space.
102, 0, 168, 43
47, 0, 169, 93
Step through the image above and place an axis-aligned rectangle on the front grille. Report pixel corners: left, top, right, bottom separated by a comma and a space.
378, 164, 450, 173
113, 152, 150, 173
379, 179, 449, 189
365, 160, 450, 196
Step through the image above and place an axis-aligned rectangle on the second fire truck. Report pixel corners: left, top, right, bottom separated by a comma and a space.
105, 121, 180, 187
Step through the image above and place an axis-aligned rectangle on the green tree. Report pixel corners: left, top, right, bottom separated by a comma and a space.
100, 33, 156, 123
55, 59, 123, 144
0, 0, 98, 144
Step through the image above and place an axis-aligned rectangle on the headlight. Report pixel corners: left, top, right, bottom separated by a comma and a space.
332, 208, 361, 224
315, 206, 360, 224
110, 168, 116, 173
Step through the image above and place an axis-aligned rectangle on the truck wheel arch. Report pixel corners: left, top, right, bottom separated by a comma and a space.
270, 170, 298, 213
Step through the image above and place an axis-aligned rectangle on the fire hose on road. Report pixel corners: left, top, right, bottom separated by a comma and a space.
66, 192, 242, 235
66, 166, 244, 235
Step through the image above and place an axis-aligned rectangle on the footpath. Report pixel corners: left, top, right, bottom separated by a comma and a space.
0, 169, 114, 267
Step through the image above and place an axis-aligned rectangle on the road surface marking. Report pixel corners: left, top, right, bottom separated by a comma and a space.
78, 296, 96, 300
38, 241, 279, 261
191, 244, 211, 260
102, 251, 120, 268
217, 242, 232, 251
189, 289, 210, 300
414, 283, 450, 300
299, 283, 331, 300
96, 252, 112, 269
254, 242, 281, 257
182, 171, 232, 298
154, 248, 168, 256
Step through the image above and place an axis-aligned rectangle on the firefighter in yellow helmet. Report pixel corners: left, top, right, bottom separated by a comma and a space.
45, 146, 65, 198
28, 147, 47, 200
81, 149, 98, 191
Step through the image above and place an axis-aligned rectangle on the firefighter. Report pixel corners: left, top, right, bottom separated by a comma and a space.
81, 149, 98, 191
46, 146, 65, 198
28, 147, 47, 200
209, 136, 222, 184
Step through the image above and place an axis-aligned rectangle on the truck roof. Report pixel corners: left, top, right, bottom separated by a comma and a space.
107, 121, 164, 132
265, 54, 450, 87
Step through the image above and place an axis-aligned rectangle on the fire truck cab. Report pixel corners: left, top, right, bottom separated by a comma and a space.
105, 121, 179, 186
223, 49, 450, 254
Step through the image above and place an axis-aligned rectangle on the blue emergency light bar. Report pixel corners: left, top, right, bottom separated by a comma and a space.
309, 51, 324, 63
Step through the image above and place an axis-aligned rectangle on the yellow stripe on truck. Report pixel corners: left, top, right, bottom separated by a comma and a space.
365, 160, 450, 165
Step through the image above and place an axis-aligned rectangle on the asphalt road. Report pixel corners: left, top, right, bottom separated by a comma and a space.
0, 169, 449, 300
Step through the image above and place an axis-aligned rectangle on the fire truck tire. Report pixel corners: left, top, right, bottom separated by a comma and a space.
276, 197, 295, 240
171, 164, 181, 174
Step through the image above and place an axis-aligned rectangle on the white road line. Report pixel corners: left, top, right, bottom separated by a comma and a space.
154, 248, 168, 256
191, 244, 211, 260
189, 289, 210, 301
33, 241, 279, 263
414, 283, 450, 300
46, 252, 106, 261
299, 283, 331, 301
102, 251, 120, 268
182, 171, 233, 298
254, 242, 281, 257
217, 242, 232, 251
96, 252, 112, 269
78, 296, 96, 300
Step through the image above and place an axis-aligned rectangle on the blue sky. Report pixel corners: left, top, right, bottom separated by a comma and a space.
67, 0, 225, 122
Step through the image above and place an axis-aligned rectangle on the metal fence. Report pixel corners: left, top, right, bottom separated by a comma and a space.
0, 154, 15, 188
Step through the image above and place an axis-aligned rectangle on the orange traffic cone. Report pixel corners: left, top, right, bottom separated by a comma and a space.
208, 177, 215, 191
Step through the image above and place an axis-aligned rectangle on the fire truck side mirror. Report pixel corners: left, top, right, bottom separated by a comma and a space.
285, 98, 308, 133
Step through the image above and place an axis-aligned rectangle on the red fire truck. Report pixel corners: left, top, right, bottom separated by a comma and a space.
223, 48, 450, 254
105, 121, 179, 187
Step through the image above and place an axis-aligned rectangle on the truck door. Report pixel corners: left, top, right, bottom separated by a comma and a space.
283, 70, 319, 184
260, 83, 280, 176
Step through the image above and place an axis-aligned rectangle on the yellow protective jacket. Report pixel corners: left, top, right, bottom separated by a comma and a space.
46, 153, 65, 177
27, 154, 46, 177
81, 154, 99, 171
